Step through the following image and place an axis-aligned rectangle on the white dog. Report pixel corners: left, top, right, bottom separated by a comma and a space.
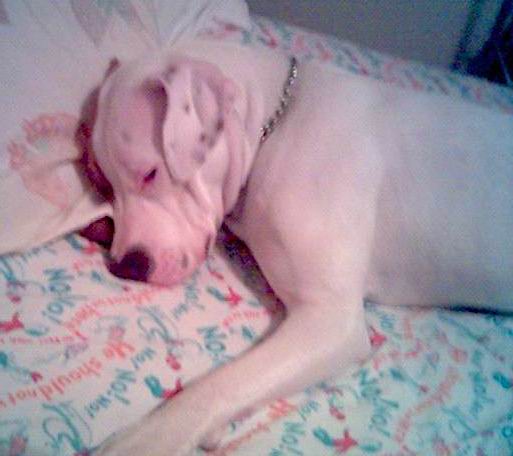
82, 39, 513, 455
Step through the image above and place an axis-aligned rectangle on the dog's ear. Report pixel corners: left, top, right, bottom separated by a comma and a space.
147, 60, 237, 182
77, 58, 121, 202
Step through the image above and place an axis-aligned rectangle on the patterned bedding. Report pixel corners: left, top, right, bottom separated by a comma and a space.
1, 15, 513, 456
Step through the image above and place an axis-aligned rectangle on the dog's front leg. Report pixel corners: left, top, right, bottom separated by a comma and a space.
95, 287, 369, 456
97, 176, 377, 455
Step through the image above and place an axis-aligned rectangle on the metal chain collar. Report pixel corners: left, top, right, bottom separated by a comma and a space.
260, 56, 298, 144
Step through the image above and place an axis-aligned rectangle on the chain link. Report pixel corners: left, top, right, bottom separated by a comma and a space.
260, 57, 298, 144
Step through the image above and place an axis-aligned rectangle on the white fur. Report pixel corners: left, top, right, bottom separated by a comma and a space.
94, 40, 513, 455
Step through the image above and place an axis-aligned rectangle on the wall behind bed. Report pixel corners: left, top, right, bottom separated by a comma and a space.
246, 0, 498, 69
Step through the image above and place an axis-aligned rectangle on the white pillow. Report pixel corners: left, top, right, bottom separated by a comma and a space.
0, 0, 250, 254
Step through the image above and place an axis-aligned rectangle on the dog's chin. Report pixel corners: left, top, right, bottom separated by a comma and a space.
148, 254, 206, 287
147, 270, 193, 287
147, 233, 214, 287
108, 233, 214, 287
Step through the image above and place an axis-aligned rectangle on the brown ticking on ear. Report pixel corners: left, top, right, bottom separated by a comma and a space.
193, 148, 206, 163
164, 66, 177, 80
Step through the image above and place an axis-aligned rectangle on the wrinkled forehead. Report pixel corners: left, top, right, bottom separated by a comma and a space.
94, 75, 163, 171
93, 58, 152, 142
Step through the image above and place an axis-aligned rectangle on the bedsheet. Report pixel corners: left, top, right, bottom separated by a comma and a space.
1, 15, 513, 456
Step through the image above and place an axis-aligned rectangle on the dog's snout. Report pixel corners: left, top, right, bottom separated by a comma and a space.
109, 248, 153, 282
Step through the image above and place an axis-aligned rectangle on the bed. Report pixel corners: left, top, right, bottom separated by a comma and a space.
1, 2, 513, 455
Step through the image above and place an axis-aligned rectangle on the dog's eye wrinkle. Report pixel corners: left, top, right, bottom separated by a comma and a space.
143, 168, 158, 184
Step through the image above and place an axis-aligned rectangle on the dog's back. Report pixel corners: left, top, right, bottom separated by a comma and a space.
242, 61, 513, 310
361, 79, 513, 309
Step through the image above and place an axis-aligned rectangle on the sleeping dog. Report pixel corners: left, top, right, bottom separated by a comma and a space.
80, 39, 513, 455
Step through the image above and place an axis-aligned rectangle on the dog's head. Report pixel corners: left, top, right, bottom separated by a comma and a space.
81, 55, 247, 286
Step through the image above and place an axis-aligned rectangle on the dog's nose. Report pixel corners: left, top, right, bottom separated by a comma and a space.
109, 248, 153, 282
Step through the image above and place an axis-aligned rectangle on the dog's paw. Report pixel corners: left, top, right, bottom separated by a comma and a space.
94, 408, 197, 456
95, 428, 191, 456
198, 427, 225, 452
95, 429, 196, 456
199, 408, 255, 452
94, 385, 225, 456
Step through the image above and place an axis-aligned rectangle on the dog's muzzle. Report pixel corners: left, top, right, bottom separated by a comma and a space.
107, 234, 213, 285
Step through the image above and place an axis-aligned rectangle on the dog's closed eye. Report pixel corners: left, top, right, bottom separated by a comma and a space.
143, 168, 158, 184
